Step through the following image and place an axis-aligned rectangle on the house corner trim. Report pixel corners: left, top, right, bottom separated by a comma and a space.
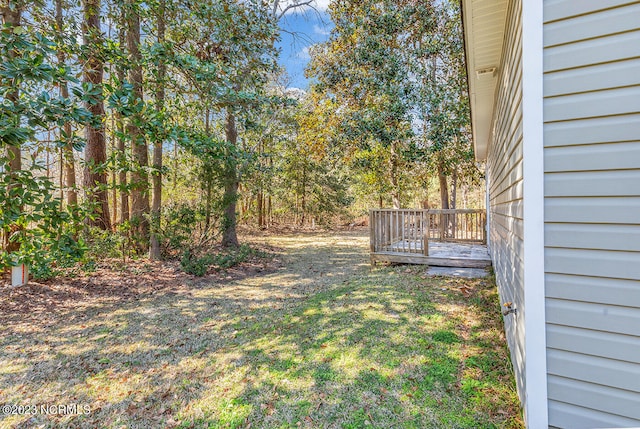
521, 0, 548, 427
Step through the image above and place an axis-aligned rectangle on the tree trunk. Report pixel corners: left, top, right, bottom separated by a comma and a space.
257, 191, 264, 228
450, 167, 457, 209
149, 0, 166, 261
202, 109, 213, 234
2, 5, 22, 254
204, 171, 213, 233
450, 167, 458, 237
116, 17, 129, 224
241, 190, 249, 217
82, 0, 111, 230
257, 139, 264, 229
462, 184, 468, 209
300, 162, 307, 226
108, 10, 116, 227
126, 0, 150, 247
267, 157, 272, 227
222, 179, 239, 246
221, 109, 239, 247
117, 121, 129, 224
267, 194, 272, 228
438, 161, 451, 239
55, 0, 77, 207
110, 116, 117, 225
110, 174, 117, 224
438, 161, 449, 210
390, 140, 401, 209
173, 141, 178, 191
59, 147, 63, 207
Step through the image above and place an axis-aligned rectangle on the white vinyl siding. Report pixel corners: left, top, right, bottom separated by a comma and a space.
543, 1, 640, 427
485, 0, 527, 403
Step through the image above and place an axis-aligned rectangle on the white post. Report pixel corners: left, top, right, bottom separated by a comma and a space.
11, 263, 29, 287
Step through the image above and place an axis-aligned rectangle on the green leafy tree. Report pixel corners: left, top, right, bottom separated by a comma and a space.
168, 0, 279, 246
406, 0, 480, 208
1, 7, 91, 274
308, 0, 478, 210
308, 0, 420, 208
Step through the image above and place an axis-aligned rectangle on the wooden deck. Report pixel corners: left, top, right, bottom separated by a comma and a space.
371, 241, 491, 268
370, 209, 491, 268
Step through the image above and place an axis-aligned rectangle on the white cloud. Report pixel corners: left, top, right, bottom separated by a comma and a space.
296, 46, 311, 60
313, 0, 332, 11
285, 87, 308, 99
313, 24, 331, 35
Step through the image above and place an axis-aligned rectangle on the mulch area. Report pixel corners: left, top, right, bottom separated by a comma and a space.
0, 247, 282, 328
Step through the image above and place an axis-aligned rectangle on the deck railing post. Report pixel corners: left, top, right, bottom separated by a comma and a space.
387, 210, 391, 248
483, 211, 487, 244
400, 210, 405, 252
422, 209, 429, 256
370, 209, 375, 262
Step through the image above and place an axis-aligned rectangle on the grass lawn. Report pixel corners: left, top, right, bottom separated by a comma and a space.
0, 231, 522, 428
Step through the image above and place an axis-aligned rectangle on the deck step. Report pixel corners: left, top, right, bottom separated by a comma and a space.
371, 252, 492, 268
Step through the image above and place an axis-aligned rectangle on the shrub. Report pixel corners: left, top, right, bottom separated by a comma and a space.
160, 202, 220, 258
83, 224, 131, 261
180, 250, 213, 276
180, 245, 265, 276
1, 173, 88, 280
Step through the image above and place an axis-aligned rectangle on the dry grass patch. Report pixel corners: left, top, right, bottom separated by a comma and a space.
0, 230, 522, 428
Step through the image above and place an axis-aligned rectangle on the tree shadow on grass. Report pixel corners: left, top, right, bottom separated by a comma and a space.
0, 232, 521, 428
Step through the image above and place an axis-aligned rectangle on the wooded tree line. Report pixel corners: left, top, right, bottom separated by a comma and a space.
308, 0, 481, 210
1, 0, 480, 278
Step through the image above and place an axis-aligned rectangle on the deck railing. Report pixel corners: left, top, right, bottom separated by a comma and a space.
370, 209, 431, 255
428, 209, 487, 243
370, 208, 486, 255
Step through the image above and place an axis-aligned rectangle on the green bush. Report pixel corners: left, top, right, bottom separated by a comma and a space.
29, 232, 88, 280
83, 224, 131, 261
180, 245, 264, 276
160, 202, 219, 258
180, 250, 213, 276
0, 27, 92, 280
0, 173, 88, 280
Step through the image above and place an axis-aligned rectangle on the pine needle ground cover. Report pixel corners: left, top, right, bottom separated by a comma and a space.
0, 231, 522, 428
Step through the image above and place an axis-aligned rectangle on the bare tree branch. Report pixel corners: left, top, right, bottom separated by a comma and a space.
275, 0, 315, 21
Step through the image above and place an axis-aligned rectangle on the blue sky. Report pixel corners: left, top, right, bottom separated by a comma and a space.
276, 5, 334, 90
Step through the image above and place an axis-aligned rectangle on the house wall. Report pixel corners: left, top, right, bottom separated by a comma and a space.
543, 1, 640, 427
485, 0, 527, 405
